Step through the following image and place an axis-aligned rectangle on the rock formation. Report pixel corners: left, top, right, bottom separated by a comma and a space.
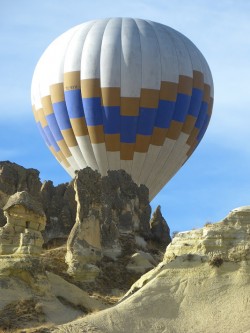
40, 180, 76, 246
149, 205, 171, 250
0, 161, 171, 294
0, 162, 171, 255
0, 161, 76, 246
0, 160, 248, 333
66, 168, 171, 284
0, 161, 41, 227
54, 207, 250, 333
165, 205, 250, 263
0, 191, 46, 255
0, 256, 105, 332
0, 161, 41, 200
0, 162, 172, 332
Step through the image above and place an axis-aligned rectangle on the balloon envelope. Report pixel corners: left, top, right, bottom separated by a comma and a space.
31, 18, 214, 200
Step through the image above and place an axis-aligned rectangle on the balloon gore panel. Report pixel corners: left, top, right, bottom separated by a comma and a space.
31, 18, 214, 200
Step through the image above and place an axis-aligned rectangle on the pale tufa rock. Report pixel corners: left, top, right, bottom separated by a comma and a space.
55, 207, 250, 333
164, 206, 250, 263
126, 251, 157, 274
0, 256, 106, 330
0, 191, 46, 255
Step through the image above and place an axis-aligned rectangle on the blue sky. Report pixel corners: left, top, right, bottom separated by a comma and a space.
1, 0, 250, 233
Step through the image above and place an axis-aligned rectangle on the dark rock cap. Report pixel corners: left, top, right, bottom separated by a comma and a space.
3, 191, 45, 216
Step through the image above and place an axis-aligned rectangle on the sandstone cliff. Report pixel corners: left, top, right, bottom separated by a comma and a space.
53, 207, 250, 333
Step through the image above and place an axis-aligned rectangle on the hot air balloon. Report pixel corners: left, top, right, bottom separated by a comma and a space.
31, 18, 213, 200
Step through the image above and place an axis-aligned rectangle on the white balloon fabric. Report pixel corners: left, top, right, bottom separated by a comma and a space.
31, 18, 214, 200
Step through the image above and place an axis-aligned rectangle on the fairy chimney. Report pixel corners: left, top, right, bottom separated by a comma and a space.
0, 191, 46, 255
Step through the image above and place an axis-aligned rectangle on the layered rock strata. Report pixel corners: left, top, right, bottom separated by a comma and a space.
164, 205, 250, 263
0, 191, 46, 255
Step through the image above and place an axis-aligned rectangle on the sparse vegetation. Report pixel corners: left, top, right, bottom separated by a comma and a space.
40, 246, 69, 281
0, 299, 45, 331
186, 254, 194, 261
0, 325, 53, 333
209, 255, 224, 267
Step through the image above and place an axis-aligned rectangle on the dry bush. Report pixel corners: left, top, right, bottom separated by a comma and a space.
209, 255, 224, 267
186, 254, 194, 261
0, 299, 45, 331
40, 246, 69, 279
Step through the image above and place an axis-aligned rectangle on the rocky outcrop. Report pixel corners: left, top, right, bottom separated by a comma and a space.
149, 205, 171, 250
0, 162, 171, 254
0, 256, 105, 331
0, 161, 41, 227
0, 161, 41, 199
126, 251, 157, 273
0, 191, 46, 255
0, 161, 76, 246
66, 168, 171, 284
55, 207, 250, 333
164, 205, 250, 263
40, 181, 76, 246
